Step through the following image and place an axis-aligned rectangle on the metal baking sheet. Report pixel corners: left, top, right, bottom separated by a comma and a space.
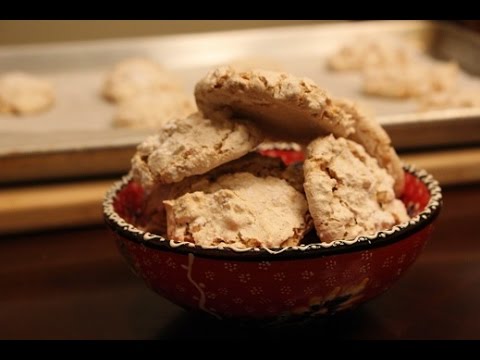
1, 20, 480, 183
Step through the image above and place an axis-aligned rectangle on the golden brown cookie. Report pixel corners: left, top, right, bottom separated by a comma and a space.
139, 152, 302, 236
333, 98, 405, 196
194, 66, 355, 142
303, 135, 409, 243
163, 172, 310, 249
131, 112, 263, 186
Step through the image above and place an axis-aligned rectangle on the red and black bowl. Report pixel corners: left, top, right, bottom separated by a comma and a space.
103, 157, 442, 325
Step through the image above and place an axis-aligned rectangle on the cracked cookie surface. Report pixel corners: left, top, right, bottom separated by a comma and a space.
333, 98, 405, 196
131, 112, 263, 186
303, 135, 409, 243
139, 152, 303, 235
163, 172, 310, 249
194, 66, 356, 142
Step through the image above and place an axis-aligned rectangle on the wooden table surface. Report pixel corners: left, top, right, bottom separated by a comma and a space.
1, 183, 479, 340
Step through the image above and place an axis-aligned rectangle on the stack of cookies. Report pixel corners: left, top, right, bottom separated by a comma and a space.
130, 66, 409, 249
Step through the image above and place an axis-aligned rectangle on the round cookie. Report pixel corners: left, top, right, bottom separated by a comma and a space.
102, 57, 181, 103
112, 90, 196, 129
327, 36, 414, 72
332, 98, 405, 196
194, 66, 356, 142
303, 135, 409, 244
131, 112, 264, 186
0, 72, 55, 115
163, 172, 310, 249
362, 61, 458, 99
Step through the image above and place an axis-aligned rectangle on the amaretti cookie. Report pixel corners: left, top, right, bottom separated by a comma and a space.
163, 172, 310, 249
194, 66, 356, 142
303, 135, 409, 243
131, 112, 263, 186
333, 98, 405, 196
140, 152, 303, 235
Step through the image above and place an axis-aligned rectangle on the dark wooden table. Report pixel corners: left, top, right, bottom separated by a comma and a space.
1, 184, 479, 340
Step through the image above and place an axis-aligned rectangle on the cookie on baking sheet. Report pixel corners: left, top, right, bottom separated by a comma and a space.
194, 66, 356, 142
163, 172, 310, 249
362, 61, 458, 99
327, 37, 415, 72
102, 57, 182, 103
0, 72, 55, 115
303, 135, 409, 244
332, 98, 405, 196
419, 88, 480, 110
131, 112, 263, 186
112, 90, 196, 129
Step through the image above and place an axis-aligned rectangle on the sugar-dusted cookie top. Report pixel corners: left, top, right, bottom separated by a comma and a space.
102, 57, 181, 103
112, 90, 195, 129
131, 112, 263, 186
0, 72, 55, 115
163, 172, 310, 249
303, 135, 409, 243
194, 66, 356, 142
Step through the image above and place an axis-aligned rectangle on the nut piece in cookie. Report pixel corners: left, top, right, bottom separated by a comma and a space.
194, 66, 356, 142
0, 72, 55, 115
102, 57, 182, 103
131, 112, 263, 186
303, 135, 409, 243
163, 172, 310, 249
112, 91, 196, 129
332, 98, 405, 196
362, 62, 458, 99
327, 37, 415, 71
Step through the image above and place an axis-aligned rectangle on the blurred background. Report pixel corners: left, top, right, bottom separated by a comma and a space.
0, 20, 334, 45
1, 20, 478, 46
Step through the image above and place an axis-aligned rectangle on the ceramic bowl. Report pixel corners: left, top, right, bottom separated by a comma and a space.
103, 151, 442, 325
